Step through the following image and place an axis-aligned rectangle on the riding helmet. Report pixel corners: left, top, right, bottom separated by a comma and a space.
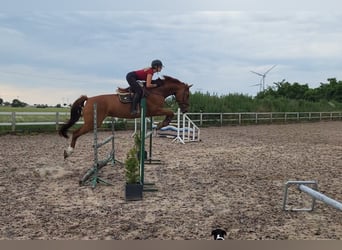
151, 59, 163, 69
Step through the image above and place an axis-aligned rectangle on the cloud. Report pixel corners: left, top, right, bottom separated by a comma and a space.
2, 0, 340, 11
0, 64, 125, 105
1, 10, 342, 105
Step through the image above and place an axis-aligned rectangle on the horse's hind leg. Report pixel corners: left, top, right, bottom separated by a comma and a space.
64, 111, 107, 159
64, 124, 93, 159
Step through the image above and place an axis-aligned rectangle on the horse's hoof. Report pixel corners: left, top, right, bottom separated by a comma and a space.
64, 150, 71, 159
156, 122, 163, 130
64, 146, 74, 159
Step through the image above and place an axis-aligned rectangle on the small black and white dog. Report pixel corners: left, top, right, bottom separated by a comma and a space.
211, 229, 227, 240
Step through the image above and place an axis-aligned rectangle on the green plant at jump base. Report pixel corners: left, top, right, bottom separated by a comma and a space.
134, 132, 142, 150
124, 135, 143, 201
124, 146, 140, 184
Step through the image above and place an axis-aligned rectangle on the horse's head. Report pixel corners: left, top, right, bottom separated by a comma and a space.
152, 76, 192, 113
175, 82, 192, 113
161, 76, 192, 113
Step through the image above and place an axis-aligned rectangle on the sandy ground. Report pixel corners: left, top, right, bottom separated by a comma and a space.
0, 121, 341, 240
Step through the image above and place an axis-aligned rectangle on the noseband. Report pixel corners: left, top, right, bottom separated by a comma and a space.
175, 87, 189, 112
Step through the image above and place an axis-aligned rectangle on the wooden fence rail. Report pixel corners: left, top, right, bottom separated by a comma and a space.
0, 111, 342, 132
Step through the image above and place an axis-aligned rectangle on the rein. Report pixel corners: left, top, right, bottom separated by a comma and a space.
146, 77, 189, 110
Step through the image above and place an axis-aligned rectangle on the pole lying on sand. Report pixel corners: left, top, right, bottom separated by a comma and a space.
283, 180, 342, 212
298, 184, 342, 211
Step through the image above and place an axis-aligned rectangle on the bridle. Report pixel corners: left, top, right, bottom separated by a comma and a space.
146, 79, 189, 112
174, 86, 189, 112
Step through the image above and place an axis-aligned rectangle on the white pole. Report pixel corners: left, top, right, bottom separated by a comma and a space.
178, 108, 181, 139
299, 184, 342, 211
172, 108, 184, 144
182, 111, 186, 141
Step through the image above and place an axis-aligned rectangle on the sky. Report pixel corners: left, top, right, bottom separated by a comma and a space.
1, 1, 342, 106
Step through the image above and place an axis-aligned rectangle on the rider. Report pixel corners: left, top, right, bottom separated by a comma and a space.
126, 59, 164, 115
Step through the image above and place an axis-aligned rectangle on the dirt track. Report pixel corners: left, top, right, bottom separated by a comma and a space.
0, 121, 341, 239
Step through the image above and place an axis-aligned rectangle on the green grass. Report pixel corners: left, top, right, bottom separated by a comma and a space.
0, 106, 70, 112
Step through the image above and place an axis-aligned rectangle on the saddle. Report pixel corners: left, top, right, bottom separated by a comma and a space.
116, 81, 149, 104
117, 88, 133, 103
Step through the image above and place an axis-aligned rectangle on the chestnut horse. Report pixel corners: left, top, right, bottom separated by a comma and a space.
59, 75, 192, 158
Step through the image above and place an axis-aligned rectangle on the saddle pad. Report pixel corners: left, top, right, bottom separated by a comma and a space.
118, 94, 132, 103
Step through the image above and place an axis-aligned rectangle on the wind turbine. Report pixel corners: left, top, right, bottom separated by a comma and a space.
250, 79, 263, 92
250, 65, 277, 92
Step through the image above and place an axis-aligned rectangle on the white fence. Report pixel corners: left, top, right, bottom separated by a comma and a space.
0, 111, 69, 131
0, 111, 342, 132
186, 111, 342, 126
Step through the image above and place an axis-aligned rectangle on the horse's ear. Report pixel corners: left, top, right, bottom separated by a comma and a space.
188, 84, 193, 88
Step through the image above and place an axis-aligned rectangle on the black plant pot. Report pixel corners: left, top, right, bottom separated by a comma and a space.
125, 183, 143, 201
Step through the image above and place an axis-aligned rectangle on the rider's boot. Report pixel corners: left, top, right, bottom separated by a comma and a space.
130, 94, 140, 115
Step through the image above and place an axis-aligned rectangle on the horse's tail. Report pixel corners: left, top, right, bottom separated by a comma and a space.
58, 95, 88, 139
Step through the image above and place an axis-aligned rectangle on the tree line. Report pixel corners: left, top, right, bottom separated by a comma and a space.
185, 77, 342, 113
2, 78, 342, 112
0, 98, 28, 107
0, 98, 64, 108
258, 78, 342, 102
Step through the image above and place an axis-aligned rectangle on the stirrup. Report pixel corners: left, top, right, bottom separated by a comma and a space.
130, 108, 140, 115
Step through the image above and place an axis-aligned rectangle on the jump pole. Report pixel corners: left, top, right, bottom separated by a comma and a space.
158, 108, 200, 143
283, 180, 342, 211
145, 116, 162, 165
79, 103, 121, 188
172, 108, 185, 144
139, 97, 158, 192
132, 116, 161, 165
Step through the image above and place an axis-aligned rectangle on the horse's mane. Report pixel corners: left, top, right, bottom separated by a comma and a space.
162, 75, 183, 84
116, 75, 183, 94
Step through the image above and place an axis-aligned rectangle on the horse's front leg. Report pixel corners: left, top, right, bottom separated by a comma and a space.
156, 110, 174, 129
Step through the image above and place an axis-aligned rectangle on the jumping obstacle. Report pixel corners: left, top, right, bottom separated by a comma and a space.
145, 116, 163, 165
157, 108, 200, 144
133, 117, 162, 165
283, 180, 342, 211
79, 103, 121, 188
139, 97, 158, 192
